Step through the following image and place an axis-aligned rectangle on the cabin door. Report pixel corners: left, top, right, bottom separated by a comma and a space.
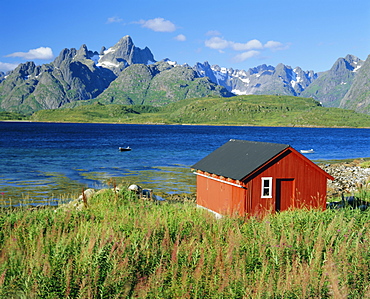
275, 179, 294, 212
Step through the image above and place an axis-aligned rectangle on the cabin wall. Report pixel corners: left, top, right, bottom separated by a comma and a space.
196, 174, 245, 216
245, 151, 328, 216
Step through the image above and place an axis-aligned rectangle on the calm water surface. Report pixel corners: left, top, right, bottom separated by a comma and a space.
1, 122, 369, 205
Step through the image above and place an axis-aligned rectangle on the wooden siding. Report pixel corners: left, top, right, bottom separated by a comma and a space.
243, 148, 329, 216
195, 147, 332, 217
195, 172, 246, 216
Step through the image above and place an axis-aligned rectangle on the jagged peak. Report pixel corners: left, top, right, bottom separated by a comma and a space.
75, 44, 88, 58
99, 46, 106, 55
344, 54, 360, 63
79, 44, 88, 51
95, 36, 156, 74
118, 35, 133, 44
330, 56, 356, 72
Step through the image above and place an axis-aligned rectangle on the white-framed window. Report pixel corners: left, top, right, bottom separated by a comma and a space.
261, 177, 273, 198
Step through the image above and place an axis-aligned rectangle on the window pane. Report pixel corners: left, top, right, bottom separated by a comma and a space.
261, 177, 272, 198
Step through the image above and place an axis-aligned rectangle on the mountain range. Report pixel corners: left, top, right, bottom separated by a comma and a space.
0, 35, 369, 114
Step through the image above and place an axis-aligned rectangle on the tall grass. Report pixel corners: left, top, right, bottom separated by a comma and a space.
1, 188, 370, 298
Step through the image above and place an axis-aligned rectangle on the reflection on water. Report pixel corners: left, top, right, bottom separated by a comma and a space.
0, 166, 196, 207
1, 122, 369, 206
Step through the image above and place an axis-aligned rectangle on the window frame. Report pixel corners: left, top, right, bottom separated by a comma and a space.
261, 177, 273, 198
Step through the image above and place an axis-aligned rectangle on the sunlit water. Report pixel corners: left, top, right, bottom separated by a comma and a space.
1, 122, 369, 206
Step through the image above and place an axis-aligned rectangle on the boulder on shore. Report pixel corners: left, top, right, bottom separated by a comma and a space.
55, 188, 96, 212
320, 160, 370, 197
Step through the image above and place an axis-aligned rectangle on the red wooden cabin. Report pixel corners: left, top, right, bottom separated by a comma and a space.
191, 139, 334, 217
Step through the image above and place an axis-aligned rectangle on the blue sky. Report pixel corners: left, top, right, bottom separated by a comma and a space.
1, 0, 369, 73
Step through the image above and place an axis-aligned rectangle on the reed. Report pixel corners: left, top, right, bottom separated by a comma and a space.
0, 187, 370, 297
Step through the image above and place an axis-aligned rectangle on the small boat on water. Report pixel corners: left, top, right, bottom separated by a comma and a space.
300, 149, 314, 154
119, 146, 131, 151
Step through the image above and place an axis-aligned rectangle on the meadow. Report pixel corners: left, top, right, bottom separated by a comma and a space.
25, 95, 370, 128
1, 186, 370, 298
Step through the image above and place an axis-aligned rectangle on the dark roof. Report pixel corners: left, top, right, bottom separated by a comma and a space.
191, 139, 290, 180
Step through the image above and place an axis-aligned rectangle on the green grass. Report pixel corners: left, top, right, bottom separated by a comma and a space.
27, 95, 370, 127
0, 111, 29, 121
1, 187, 370, 298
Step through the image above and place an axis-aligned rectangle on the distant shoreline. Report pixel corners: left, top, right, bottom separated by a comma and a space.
2, 119, 370, 129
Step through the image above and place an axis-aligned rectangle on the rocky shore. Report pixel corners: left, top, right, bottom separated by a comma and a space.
55, 159, 370, 212
319, 159, 370, 198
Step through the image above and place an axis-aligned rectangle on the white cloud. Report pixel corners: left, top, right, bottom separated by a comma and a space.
204, 37, 230, 50
138, 18, 176, 32
205, 36, 289, 62
230, 39, 263, 51
232, 51, 260, 62
0, 62, 19, 72
205, 37, 264, 51
106, 16, 123, 24
174, 34, 186, 41
205, 30, 221, 36
6, 47, 54, 60
264, 40, 290, 51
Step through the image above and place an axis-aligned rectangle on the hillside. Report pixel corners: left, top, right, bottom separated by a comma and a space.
29, 95, 370, 128
0, 36, 232, 115
1, 35, 369, 115
94, 60, 233, 106
339, 55, 370, 114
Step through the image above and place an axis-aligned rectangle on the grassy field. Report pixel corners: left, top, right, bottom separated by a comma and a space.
1, 186, 370, 298
19, 95, 370, 127
2, 95, 370, 297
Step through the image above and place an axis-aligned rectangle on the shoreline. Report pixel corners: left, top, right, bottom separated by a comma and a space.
1, 121, 369, 204
2, 119, 370, 129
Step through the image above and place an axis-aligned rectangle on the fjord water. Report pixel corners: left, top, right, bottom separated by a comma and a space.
1, 122, 369, 206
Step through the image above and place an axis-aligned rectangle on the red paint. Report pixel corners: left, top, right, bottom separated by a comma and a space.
195, 147, 334, 217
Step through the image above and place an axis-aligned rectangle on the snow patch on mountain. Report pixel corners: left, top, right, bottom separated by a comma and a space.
97, 60, 120, 68
103, 47, 116, 55
353, 63, 362, 72
193, 62, 318, 97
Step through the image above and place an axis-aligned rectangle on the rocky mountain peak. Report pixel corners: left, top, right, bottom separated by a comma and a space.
247, 64, 274, 75
74, 44, 99, 63
116, 35, 134, 50
345, 54, 362, 65
300, 54, 363, 108
75, 44, 90, 60
97, 35, 156, 74
0, 35, 369, 115
194, 61, 316, 97
330, 55, 364, 74
99, 46, 106, 55
339, 54, 370, 113
53, 48, 77, 68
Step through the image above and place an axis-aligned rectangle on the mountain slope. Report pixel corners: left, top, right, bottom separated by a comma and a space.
94, 60, 233, 106
0, 34, 369, 115
339, 55, 370, 113
0, 36, 154, 114
300, 55, 364, 107
97, 35, 156, 75
194, 62, 317, 96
